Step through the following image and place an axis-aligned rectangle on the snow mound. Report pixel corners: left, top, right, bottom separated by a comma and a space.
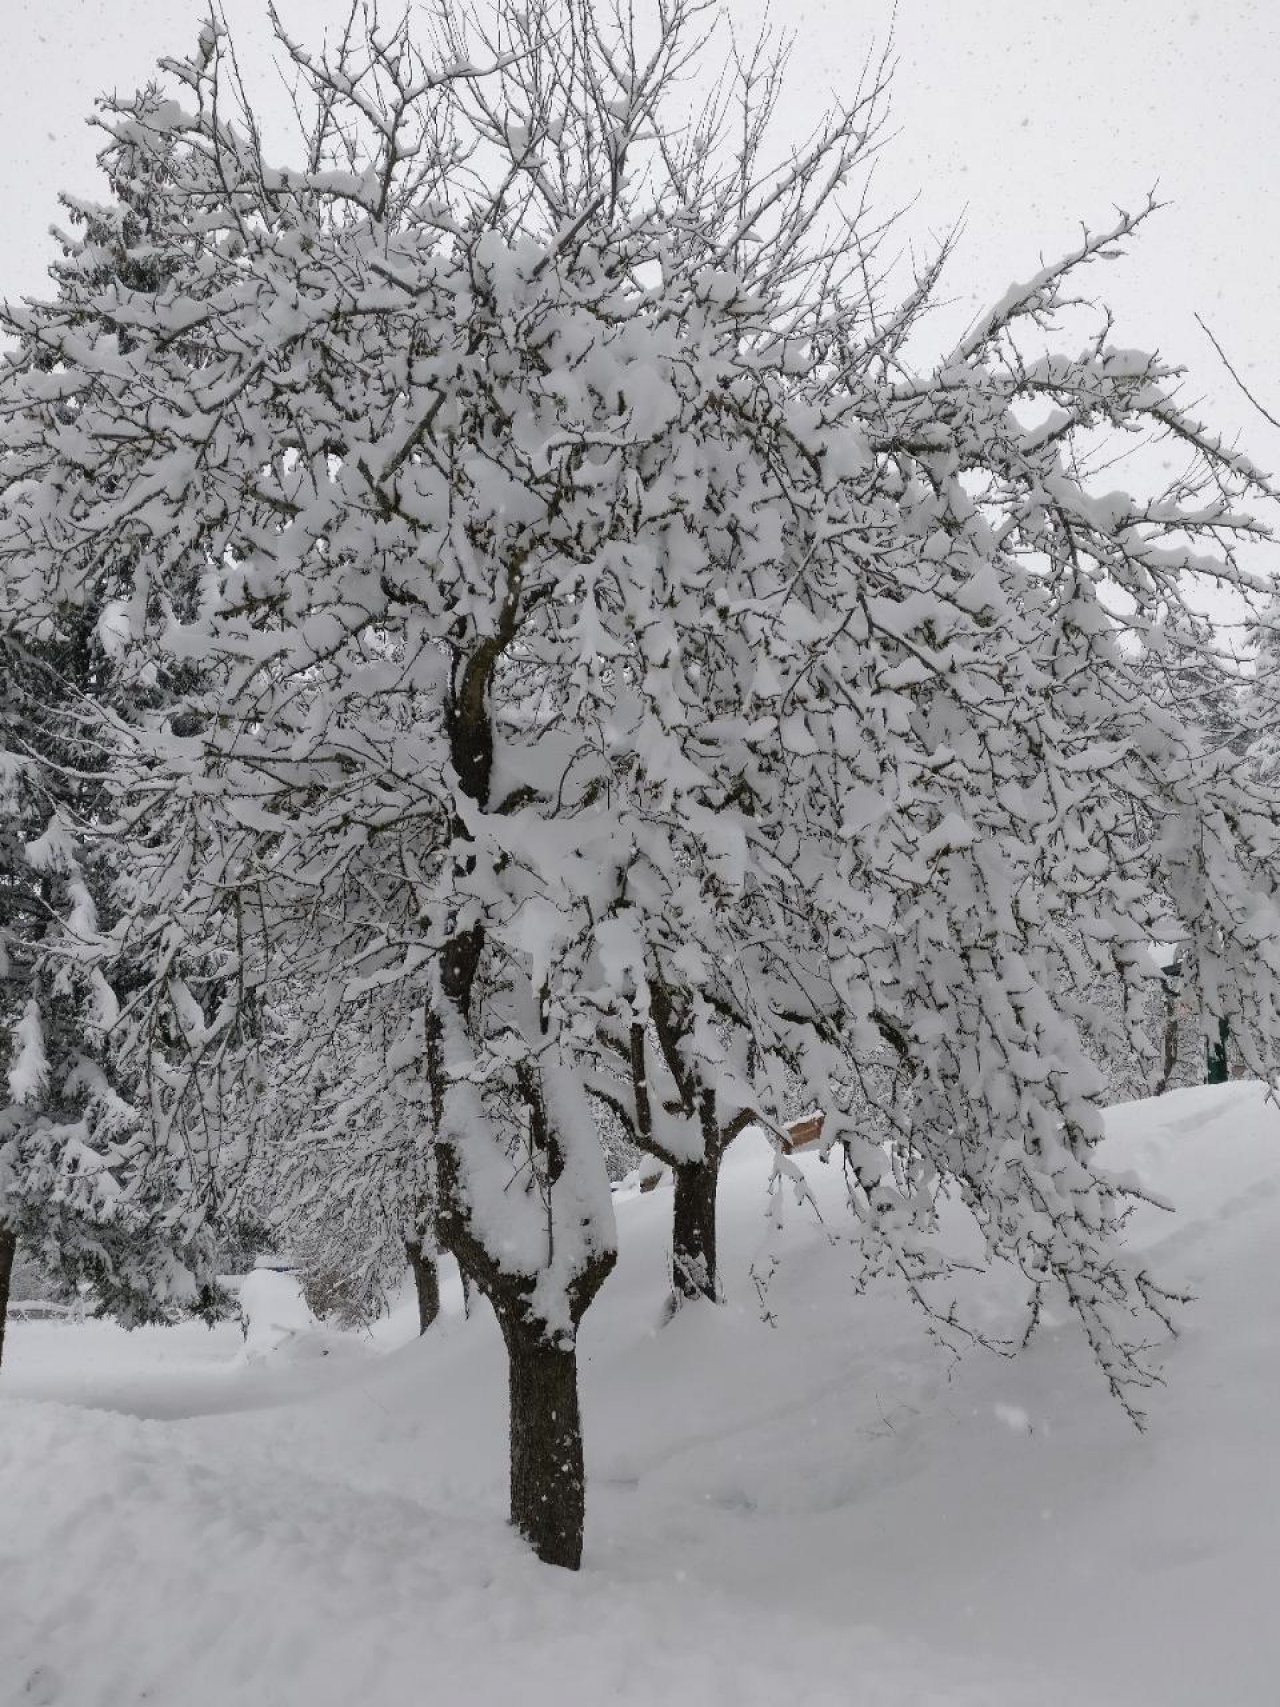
236, 1268, 317, 1358
233, 1267, 361, 1366
1, 1082, 1278, 1705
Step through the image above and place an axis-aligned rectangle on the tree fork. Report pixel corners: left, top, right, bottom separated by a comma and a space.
666, 1108, 756, 1307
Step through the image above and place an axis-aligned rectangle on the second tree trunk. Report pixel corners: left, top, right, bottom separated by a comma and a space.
405, 1238, 440, 1335
671, 1153, 721, 1303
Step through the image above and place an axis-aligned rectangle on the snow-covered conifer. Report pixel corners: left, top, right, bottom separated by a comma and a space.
0, 107, 226, 1362
0, 633, 212, 1365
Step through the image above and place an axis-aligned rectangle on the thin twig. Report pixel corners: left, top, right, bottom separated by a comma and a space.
1196, 311, 1280, 432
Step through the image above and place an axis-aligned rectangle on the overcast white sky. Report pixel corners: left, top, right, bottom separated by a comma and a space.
4, 0, 1279, 610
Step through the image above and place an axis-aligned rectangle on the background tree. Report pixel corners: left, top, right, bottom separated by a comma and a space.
0, 86, 237, 1364
254, 988, 445, 1334
1136, 607, 1257, 1089
0, 635, 212, 1368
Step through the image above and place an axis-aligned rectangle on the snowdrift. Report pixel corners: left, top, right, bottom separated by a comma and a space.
2, 1082, 1278, 1706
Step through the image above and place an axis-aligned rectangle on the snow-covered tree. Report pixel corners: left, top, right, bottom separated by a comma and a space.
0, 106, 228, 1364
4, 0, 1280, 1562
0, 632, 212, 1367
1128, 607, 1258, 1092
1243, 594, 1280, 796
250, 985, 444, 1333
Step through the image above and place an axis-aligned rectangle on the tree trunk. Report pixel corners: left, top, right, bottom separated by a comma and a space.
1206, 1017, 1230, 1085
500, 1311, 586, 1569
0, 1226, 16, 1370
671, 1153, 722, 1304
1154, 958, 1182, 1095
405, 1238, 440, 1336
1155, 993, 1180, 1094
435, 1141, 615, 1571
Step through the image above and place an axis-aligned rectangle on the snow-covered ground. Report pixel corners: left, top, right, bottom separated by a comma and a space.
3, 1082, 1278, 1706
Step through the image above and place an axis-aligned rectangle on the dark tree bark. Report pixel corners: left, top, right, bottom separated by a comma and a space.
0, 1226, 15, 1370
499, 1311, 587, 1570
671, 1153, 722, 1303
436, 1143, 615, 1570
1206, 1017, 1230, 1085
1154, 958, 1182, 1095
405, 1238, 440, 1336
638, 996, 760, 1311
